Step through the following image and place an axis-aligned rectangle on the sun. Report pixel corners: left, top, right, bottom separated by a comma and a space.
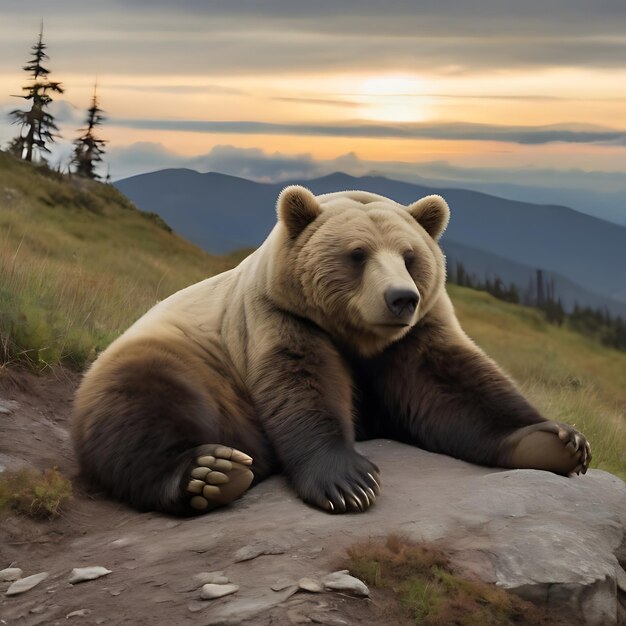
357, 74, 430, 122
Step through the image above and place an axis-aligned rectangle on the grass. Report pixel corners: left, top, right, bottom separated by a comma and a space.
346, 535, 573, 625
0, 152, 623, 478
0, 467, 73, 519
0, 152, 240, 368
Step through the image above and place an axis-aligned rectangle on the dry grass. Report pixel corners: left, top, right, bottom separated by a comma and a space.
0, 467, 72, 519
346, 535, 574, 625
0, 153, 240, 368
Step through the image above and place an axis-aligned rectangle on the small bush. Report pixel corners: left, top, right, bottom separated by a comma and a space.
346, 535, 572, 626
0, 467, 72, 519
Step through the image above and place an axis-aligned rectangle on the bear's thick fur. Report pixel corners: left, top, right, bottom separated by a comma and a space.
72, 187, 591, 515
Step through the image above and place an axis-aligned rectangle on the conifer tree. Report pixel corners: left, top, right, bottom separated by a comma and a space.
72, 85, 107, 179
9, 24, 64, 162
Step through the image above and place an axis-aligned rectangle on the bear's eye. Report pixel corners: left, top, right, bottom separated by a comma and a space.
403, 250, 416, 269
349, 247, 367, 265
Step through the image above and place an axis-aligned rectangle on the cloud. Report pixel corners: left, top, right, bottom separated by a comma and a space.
106, 84, 245, 96
270, 97, 360, 109
110, 117, 626, 145
106, 141, 626, 191
104, 142, 626, 224
2, 2, 626, 76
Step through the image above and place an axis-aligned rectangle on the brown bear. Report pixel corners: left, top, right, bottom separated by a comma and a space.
72, 186, 591, 515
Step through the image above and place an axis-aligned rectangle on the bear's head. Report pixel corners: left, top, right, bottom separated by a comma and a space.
269, 186, 449, 356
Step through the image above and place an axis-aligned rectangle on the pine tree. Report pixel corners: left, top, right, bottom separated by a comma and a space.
72, 84, 107, 179
9, 24, 64, 162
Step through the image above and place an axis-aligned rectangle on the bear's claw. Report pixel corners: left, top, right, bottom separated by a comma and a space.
293, 448, 381, 514
185, 444, 254, 512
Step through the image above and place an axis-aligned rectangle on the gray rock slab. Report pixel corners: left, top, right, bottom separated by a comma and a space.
4, 440, 624, 625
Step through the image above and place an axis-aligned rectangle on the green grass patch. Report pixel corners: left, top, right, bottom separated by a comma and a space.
0, 152, 239, 369
0, 467, 72, 519
346, 535, 572, 625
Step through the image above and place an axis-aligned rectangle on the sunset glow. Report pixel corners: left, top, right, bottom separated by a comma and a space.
1, 2, 626, 191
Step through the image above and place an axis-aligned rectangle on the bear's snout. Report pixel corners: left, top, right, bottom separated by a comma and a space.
384, 287, 420, 319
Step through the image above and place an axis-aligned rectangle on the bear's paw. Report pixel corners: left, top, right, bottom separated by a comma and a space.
185, 445, 254, 512
503, 421, 591, 475
291, 448, 381, 514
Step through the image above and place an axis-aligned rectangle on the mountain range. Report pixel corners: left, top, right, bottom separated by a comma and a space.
115, 170, 626, 317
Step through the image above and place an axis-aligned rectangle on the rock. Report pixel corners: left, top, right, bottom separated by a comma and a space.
234, 541, 287, 562
322, 571, 369, 597
308, 612, 349, 625
2, 440, 624, 624
66, 609, 91, 618
69, 567, 112, 584
298, 577, 323, 593
287, 607, 311, 623
0, 399, 19, 415
6, 572, 49, 596
204, 586, 299, 623
188, 600, 208, 613
193, 571, 230, 586
200, 583, 239, 600
29, 605, 46, 614
272, 577, 297, 591
0, 567, 23, 581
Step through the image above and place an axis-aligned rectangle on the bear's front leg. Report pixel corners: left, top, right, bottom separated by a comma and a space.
364, 298, 591, 476
249, 317, 380, 513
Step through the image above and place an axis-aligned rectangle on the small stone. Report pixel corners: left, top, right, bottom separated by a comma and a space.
309, 612, 349, 625
30, 605, 46, 614
6, 572, 49, 596
193, 571, 230, 586
272, 577, 296, 591
322, 571, 369, 597
66, 609, 91, 618
234, 541, 286, 562
188, 600, 208, 613
298, 577, 323, 593
287, 608, 312, 624
0, 567, 23, 581
0, 399, 19, 415
200, 583, 239, 600
69, 566, 112, 584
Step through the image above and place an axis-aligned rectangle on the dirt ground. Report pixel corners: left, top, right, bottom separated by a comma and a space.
0, 367, 410, 626
0, 367, 622, 626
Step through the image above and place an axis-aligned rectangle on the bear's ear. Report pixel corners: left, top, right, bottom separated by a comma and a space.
407, 195, 450, 240
277, 185, 321, 238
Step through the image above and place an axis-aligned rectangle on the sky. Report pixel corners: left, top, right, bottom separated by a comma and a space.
2, 0, 626, 206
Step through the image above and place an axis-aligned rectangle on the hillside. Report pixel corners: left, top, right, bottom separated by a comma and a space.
0, 154, 623, 477
0, 153, 241, 367
115, 169, 626, 316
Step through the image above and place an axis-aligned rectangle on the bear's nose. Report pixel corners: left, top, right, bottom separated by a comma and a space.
384, 287, 420, 318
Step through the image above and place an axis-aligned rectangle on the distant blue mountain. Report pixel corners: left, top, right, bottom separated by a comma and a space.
115, 170, 626, 316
